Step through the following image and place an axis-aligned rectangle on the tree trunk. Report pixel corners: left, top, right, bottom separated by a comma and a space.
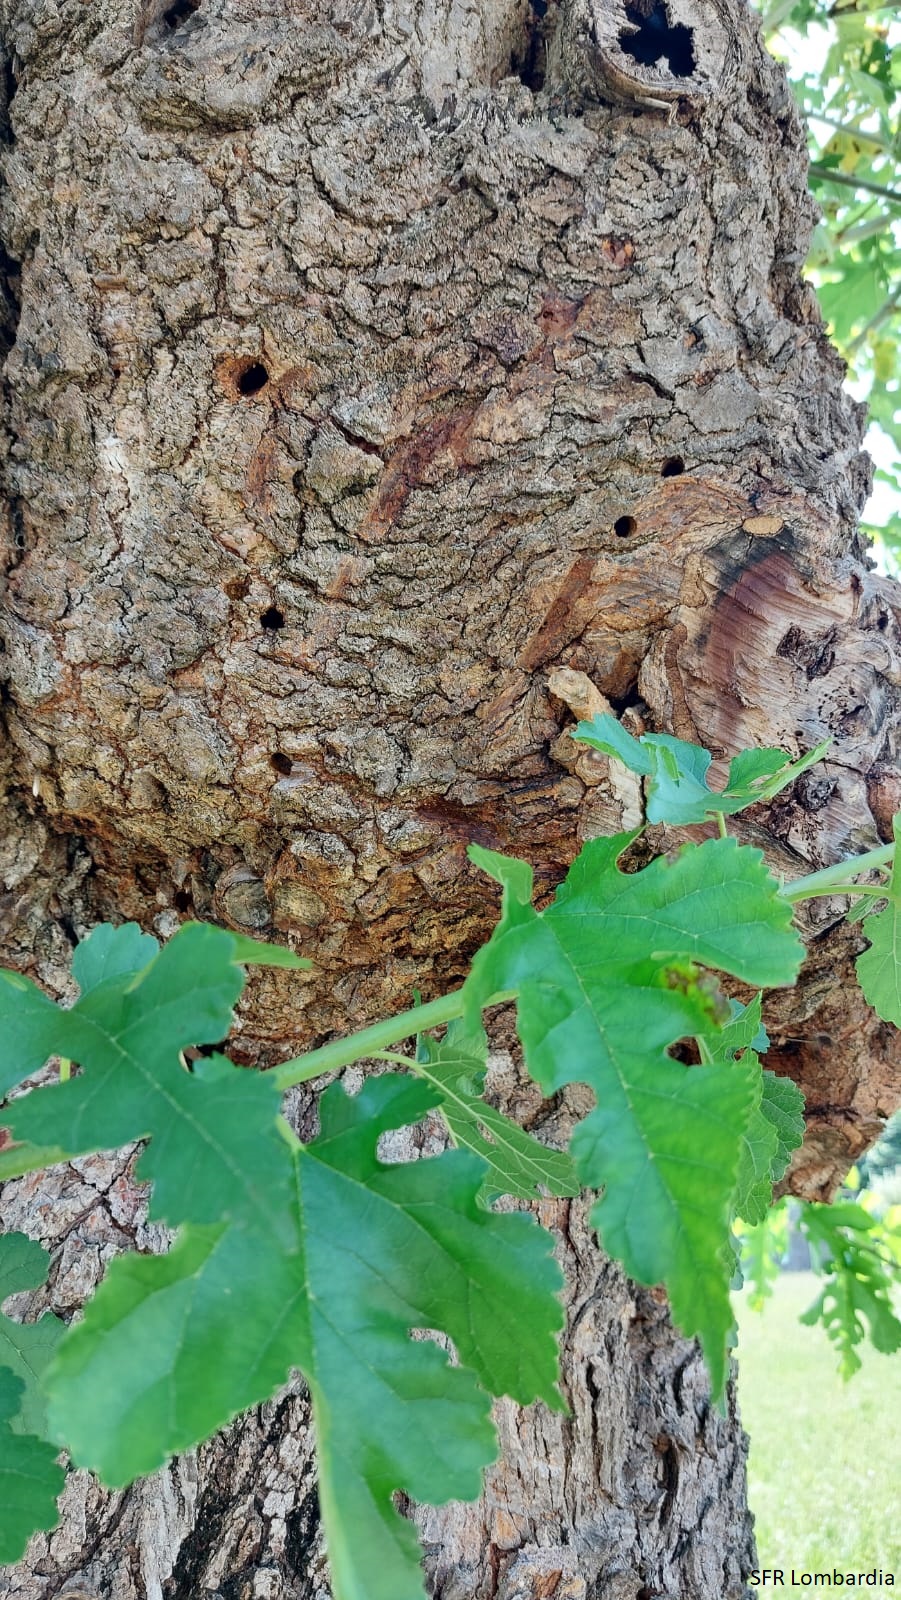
1, 1, 898, 1597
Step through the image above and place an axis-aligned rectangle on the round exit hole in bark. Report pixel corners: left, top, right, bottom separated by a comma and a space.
260, 606, 285, 630
613, 515, 637, 538
661, 455, 685, 477
218, 356, 271, 400
270, 752, 293, 775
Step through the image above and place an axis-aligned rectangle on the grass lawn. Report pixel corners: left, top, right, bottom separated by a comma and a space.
736, 1272, 901, 1594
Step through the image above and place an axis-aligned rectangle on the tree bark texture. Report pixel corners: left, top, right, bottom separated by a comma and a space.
0, 1, 898, 1597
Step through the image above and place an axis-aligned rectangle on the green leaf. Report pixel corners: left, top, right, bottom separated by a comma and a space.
467, 845, 535, 907
45, 1075, 563, 1600
758, 1071, 806, 1183
0, 1234, 65, 1436
0, 1369, 65, 1564
731, 1069, 780, 1228
700, 995, 769, 1060
69, 921, 309, 991
731, 1070, 804, 1227
573, 715, 653, 776
465, 833, 804, 1394
2, 924, 297, 1239
856, 814, 901, 1025
0, 972, 70, 1098
415, 1022, 580, 1203
71, 923, 159, 996
223, 931, 311, 969
0, 1144, 72, 1184
797, 1200, 901, 1378
701, 1000, 805, 1225
572, 714, 828, 826
0, 1233, 52, 1300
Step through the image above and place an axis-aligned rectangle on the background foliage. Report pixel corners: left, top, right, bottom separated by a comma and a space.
761, 0, 901, 561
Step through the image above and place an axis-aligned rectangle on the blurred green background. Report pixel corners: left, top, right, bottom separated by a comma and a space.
737, 1113, 901, 1594
738, 1274, 901, 1595
759, 0, 900, 566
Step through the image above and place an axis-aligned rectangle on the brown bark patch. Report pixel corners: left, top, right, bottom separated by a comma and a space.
360, 405, 479, 541
518, 557, 599, 670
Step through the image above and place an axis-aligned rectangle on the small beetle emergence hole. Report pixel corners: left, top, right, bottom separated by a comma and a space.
217, 355, 273, 401
613, 515, 637, 539
661, 455, 685, 477
174, 888, 192, 912
237, 361, 270, 397
260, 606, 285, 631
163, 0, 200, 29
270, 752, 293, 775
620, 0, 695, 77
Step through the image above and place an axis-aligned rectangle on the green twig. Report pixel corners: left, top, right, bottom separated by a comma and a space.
787, 884, 888, 900
781, 843, 895, 902
272, 990, 473, 1091
273, 840, 897, 1085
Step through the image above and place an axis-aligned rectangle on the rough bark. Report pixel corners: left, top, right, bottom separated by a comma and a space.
0, 0, 898, 1596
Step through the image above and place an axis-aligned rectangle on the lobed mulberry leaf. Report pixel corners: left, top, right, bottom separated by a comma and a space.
573, 713, 828, 826
0, 1369, 65, 1564
464, 834, 804, 1394
44, 1074, 563, 1600
1, 923, 309, 1240
0, 1239, 66, 1563
701, 999, 805, 1226
797, 1201, 901, 1378
71, 923, 160, 997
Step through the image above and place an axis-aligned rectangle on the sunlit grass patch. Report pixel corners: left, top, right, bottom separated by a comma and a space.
737, 1272, 901, 1594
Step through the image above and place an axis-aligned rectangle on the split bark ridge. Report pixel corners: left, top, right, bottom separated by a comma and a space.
0, 1, 897, 1596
